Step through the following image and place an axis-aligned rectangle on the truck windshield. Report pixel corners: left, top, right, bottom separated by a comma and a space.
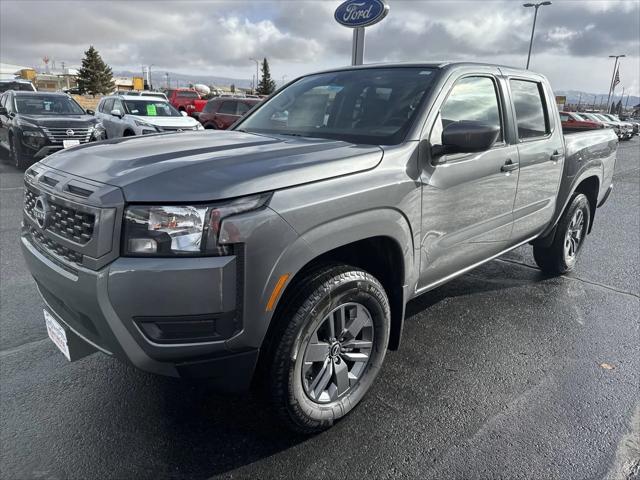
14, 95, 85, 115
124, 100, 181, 117
237, 67, 437, 145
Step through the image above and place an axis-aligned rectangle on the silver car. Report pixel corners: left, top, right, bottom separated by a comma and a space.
95, 95, 203, 138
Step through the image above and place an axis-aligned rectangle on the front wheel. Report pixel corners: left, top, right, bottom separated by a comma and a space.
10, 135, 29, 170
533, 193, 591, 275
267, 265, 390, 433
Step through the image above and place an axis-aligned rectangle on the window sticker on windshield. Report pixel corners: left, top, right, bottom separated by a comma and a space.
146, 104, 157, 116
44, 101, 51, 111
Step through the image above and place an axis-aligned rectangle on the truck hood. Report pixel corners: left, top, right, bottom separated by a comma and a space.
41, 130, 383, 202
130, 115, 200, 128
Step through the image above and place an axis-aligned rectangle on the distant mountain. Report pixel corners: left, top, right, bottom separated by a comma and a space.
113, 70, 252, 90
555, 90, 639, 108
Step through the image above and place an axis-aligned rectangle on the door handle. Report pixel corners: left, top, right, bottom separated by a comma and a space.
501, 159, 519, 172
550, 151, 563, 162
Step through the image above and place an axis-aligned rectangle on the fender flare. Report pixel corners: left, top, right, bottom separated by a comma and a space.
244, 208, 415, 351
535, 166, 602, 247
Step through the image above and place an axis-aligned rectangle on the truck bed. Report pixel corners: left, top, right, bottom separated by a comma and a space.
539, 128, 618, 240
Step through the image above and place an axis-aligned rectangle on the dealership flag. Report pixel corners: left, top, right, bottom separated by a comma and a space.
613, 67, 620, 88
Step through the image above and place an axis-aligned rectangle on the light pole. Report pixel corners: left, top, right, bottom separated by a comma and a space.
146, 65, 155, 90
606, 54, 625, 111
282, 74, 287, 86
249, 58, 259, 93
523, 2, 552, 70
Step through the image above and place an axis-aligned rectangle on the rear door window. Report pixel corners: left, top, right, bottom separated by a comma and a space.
510, 79, 549, 139
237, 102, 252, 115
203, 101, 218, 113
219, 101, 237, 115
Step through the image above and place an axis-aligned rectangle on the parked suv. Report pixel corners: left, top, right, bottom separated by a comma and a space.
21, 63, 617, 432
95, 95, 203, 138
602, 114, 634, 139
0, 91, 104, 168
198, 97, 261, 129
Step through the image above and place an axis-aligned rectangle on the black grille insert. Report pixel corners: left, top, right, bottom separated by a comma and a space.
24, 187, 95, 245
28, 225, 83, 266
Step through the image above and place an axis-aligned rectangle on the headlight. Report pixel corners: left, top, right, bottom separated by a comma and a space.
134, 119, 159, 130
122, 193, 271, 257
92, 123, 106, 140
22, 130, 45, 138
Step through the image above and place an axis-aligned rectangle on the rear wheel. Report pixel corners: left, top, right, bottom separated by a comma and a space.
267, 265, 390, 433
533, 193, 591, 275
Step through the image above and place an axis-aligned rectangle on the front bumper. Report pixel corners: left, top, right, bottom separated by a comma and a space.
21, 232, 258, 391
20, 164, 303, 391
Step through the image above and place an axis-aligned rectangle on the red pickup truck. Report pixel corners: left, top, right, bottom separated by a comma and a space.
165, 89, 207, 117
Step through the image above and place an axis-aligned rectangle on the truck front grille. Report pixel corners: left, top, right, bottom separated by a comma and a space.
27, 225, 84, 266
24, 187, 95, 245
160, 126, 197, 132
41, 127, 93, 144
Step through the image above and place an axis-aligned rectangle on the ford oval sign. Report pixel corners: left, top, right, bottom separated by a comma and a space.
334, 0, 389, 28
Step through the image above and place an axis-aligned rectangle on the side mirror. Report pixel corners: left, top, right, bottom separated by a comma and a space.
86, 109, 95, 115
110, 109, 123, 118
0, 106, 7, 115
432, 121, 500, 159
181, 111, 188, 117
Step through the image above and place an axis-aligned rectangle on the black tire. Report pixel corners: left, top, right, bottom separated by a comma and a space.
204, 123, 216, 129
533, 193, 591, 275
267, 265, 390, 434
10, 134, 29, 170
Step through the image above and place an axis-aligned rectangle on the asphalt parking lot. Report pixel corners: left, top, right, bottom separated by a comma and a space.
1, 139, 639, 480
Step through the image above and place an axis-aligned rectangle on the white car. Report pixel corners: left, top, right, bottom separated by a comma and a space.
95, 95, 203, 138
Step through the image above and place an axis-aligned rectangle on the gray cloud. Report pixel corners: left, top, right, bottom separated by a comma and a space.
1, 0, 638, 94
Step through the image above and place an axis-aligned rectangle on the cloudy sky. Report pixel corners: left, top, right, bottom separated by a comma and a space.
1, 0, 639, 95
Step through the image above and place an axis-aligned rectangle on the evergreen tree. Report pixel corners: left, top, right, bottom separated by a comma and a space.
76, 46, 115, 95
256, 58, 276, 96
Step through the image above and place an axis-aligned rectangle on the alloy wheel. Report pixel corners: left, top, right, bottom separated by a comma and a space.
564, 208, 585, 260
301, 302, 374, 404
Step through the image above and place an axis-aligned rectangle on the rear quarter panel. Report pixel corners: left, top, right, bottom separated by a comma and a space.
539, 128, 617, 239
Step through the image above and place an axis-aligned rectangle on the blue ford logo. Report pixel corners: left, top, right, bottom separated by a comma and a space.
334, 0, 389, 28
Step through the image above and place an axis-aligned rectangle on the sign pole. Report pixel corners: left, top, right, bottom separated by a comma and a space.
335, 0, 389, 65
352, 27, 365, 66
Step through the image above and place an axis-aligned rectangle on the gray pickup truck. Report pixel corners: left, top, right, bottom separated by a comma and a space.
21, 63, 617, 433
